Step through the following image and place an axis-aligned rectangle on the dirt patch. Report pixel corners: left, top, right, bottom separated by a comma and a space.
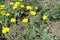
50, 21, 60, 39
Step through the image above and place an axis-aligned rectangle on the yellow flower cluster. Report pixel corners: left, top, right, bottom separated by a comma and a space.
6, 13, 10, 16
2, 27, 10, 34
20, 5, 24, 8
10, 18, 16, 23
1, 10, 6, 16
0, 0, 49, 35
10, 2, 14, 5
0, 5, 5, 10
1, 10, 10, 16
13, 2, 20, 9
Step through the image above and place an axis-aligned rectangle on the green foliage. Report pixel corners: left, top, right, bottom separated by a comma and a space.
0, 0, 60, 40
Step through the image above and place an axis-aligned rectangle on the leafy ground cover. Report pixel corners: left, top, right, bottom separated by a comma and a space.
0, 0, 60, 40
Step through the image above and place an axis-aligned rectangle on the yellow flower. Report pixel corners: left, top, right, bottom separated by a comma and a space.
1, 10, 6, 16
20, 5, 24, 8
22, 18, 28, 23
6, 13, 10, 16
10, 18, 16, 23
30, 11, 36, 16
0, 5, 5, 8
5, 27, 10, 32
10, 2, 14, 5
2, 29, 6, 34
42, 15, 47, 20
13, 2, 20, 9
2, 27, 10, 34
13, 6, 17, 9
0, 5, 5, 10
26, 6, 32, 10
18, 0, 22, 1
35, 6, 38, 9
15, 2, 20, 5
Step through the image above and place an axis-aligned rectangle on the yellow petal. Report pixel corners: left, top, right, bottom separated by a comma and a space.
42, 15, 47, 20
30, 11, 36, 15
26, 6, 32, 10
22, 18, 28, 23
10, 18, 16, 23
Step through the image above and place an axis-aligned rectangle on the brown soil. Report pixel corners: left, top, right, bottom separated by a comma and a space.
50, 21, 60, 39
